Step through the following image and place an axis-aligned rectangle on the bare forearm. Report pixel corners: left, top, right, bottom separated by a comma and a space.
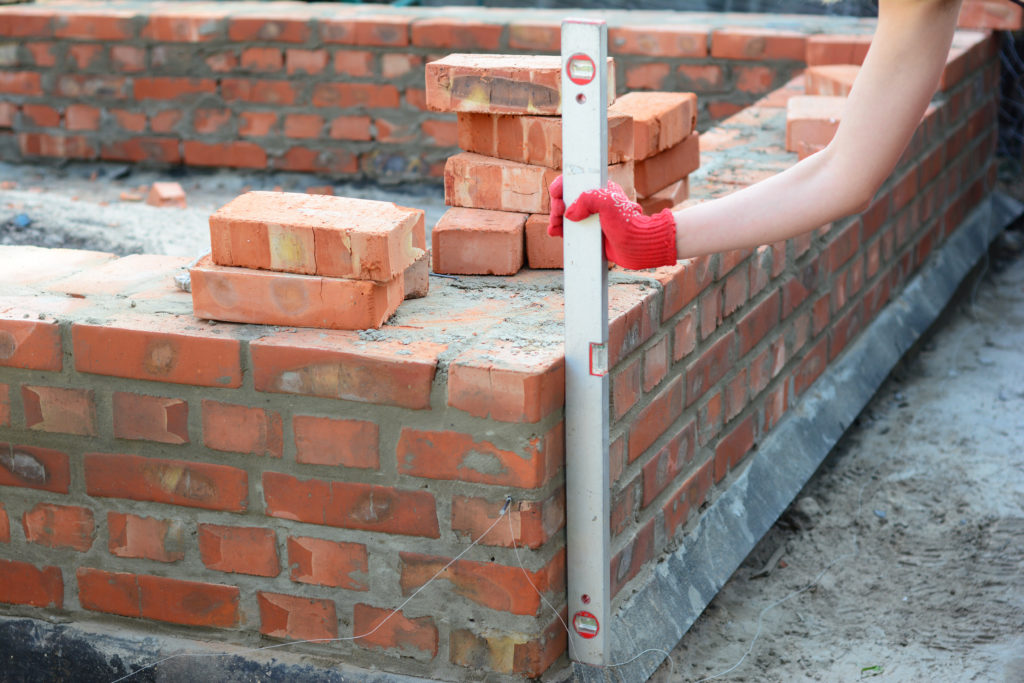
674, 0, 962, 260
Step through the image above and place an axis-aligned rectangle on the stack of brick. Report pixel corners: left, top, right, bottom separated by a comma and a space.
425, 54, 701, 273
189, 191, 428, 330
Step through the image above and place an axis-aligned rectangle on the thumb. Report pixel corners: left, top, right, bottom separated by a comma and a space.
564, 190, 604, 222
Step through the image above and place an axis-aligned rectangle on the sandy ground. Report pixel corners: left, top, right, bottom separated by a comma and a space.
653, 231, 1024, 682
2, 161, 1022, 683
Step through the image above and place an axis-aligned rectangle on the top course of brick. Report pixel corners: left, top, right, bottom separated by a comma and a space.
425, 54, 616, 115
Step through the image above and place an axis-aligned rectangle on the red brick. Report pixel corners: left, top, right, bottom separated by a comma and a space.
524, 213, 561, 269
293, 415, 378, 469
0, 8, 55, 38
149, 110, 181, 134
400, 549, 563, 616
251, 330, 443, 410
22, 385, 96, 436
611, 519, 655, 597
786, 95, 845, 153
677, 64, 725, 91
714, 415, 756, 482
110, 45, 145, 72
804, 64, 859, 96
625, 63, 671, 90
608, 25, 708, 57
199, 400, 282, 459
68, 44, 104, 69
450, 610, 566, 676
0, 71, 42, 95
199, 524, 279, 577
456, 111, 632, 169
634, 134, 700, 197
793, 337, 828, 396
333, 50, 374, 77
133, 77, 215, 100
764, 381, 791, 431
22, 503, 94, 552
72, 318, 242, 388
101, 137, 181, 164
320, 16, 410, 46
0, 503, 7, 543
259, 592, 337, 641
354, 603, 438, 657
431, 207, 525, 276
0, 102, 15, 128
108, 512, 184, 562
403, 249, 430, 300
0, 560, 62, 608
451, 491, 563, 550
673, 310, 698, 362
639, 178, 690, 213
288, 536, 368, 590
22, 104, 60, 127
725, 369, 748, 421
209, 191, 423, 281
286, 48, 328, 75
221, 78, 296, 106
698, 390, 724, 446
0, 384, 8, 427
805, 34, 872, 66
264, 472, 439, 537
64, 104, 100, 132
686, 330, 735, 407
183, 140, 267, 168
663, 458, 713, 537
426, 54, 614, 115
397, 423, 562, 489
381, 53, 422, 79
609, 285, 659, 365
25, 43, 57, 66
628, 375, 684, 462
19, 132, 95, 159
0, 316, 61, 370
737, 291, 781, 357
508, 20, 560, 51
78, 568, 240, 627
447, 342, 564, 423
240, 46, 283, 72
53, 11, 133, 40
282, 113, 322, 139
240, 111, 277, 137
85, 452, 248, 511
311, 82, 399, 108
229, 16, 309, 43
0, 443, 70, 493
643, 335, 670, 392
735, 65, 777, 94
649, 256, 713, 323
411, 17, 502, 50
958, 0, 1023, 29
610, 91, 697, 162
641, 419, 697, 507
723, 267, 749, 318
612, 357, 642, 421
711, 28, 805, 61
141, 12, 227, 42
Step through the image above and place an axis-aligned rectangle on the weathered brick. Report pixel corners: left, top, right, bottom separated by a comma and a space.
737, 291, 781, 357
663, 458, 714, 537
426, 54, 614, 115
628, 375, 684, 463
19, 132, 96, 159
22, 503, 94, 551
288, 536, 368, 590
634, 134, 700, 197
686, 330, 735, 406
714, 415, 756, 482
447, 342, 564, 423
451, 491, 564, 549
22, 104, 60, 127
22, 385, 96, 436
673, 310, 697, 362
711, 28, 806, 61
293, 415, 378, 469
411, 18, 502, 50
101, 137, 181, 164
240, 46, 283, 72
354, 604, 438, 657
73, 318, 242, 388
228, 16, 309, 43
450, 610, 566, 676
264, 472, 440, 538
641, 419, 697, 507
141, 12, 227, 42
0, 560, 62, 608
78, 568, 239, 627
0, 316, 62, 370
311, 82, 399, 108
209, 191, 423, 282
524, 213, 561, 269
608, 26, 708, 57
320, 16, 410, 46
456, 111, 632, 169
0, 443, 70, 493
0, 384, 8, 427
133, 77, 215, 100
259, 592, 337, 641
431, 207, 525, 276
400, 549, 564, 616
0, 502, 7, 542
84, 452, 248, 512
183, 141, 267, 168
199, 524, 279, 577
805, 34, 872, 66
609, 91, 698, 161
639, 178, 690, 213
251, 330, 443, 409
398, 422, 562, 489
0, 71, 42, 95
612, 357, 642, 421
643, 335, 671, 393
786, 96, 845, 154
611, 518, 654, 597
793, 336, 828, 396
146, 181, 186, 208
221, 78, 296, 106
108, 512, 185, 562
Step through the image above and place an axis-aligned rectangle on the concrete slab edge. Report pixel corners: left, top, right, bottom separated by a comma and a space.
573, 191, 1024, 683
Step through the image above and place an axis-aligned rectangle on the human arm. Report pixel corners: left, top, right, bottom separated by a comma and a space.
673, 0, 964, 258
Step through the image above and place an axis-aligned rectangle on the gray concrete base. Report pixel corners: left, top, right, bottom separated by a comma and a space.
572, 191, 1024, 683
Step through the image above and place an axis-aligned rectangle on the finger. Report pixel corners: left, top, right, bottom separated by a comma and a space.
564, 191, 600, 222
549, 175, 563, 201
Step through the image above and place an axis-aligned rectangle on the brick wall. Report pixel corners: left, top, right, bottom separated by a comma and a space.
0, 7, 1005, 681
0, 2, 878, 181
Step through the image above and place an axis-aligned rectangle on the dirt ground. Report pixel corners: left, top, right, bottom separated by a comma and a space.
2, 161, 1023, 683
653, 230, 1024, 682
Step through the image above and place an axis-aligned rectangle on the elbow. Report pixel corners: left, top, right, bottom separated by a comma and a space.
817, 145, 884, 217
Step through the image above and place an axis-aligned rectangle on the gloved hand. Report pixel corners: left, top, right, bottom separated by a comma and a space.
547, 177, 678, 270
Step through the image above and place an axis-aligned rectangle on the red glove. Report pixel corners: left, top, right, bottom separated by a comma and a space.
548, 177, 677, 270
